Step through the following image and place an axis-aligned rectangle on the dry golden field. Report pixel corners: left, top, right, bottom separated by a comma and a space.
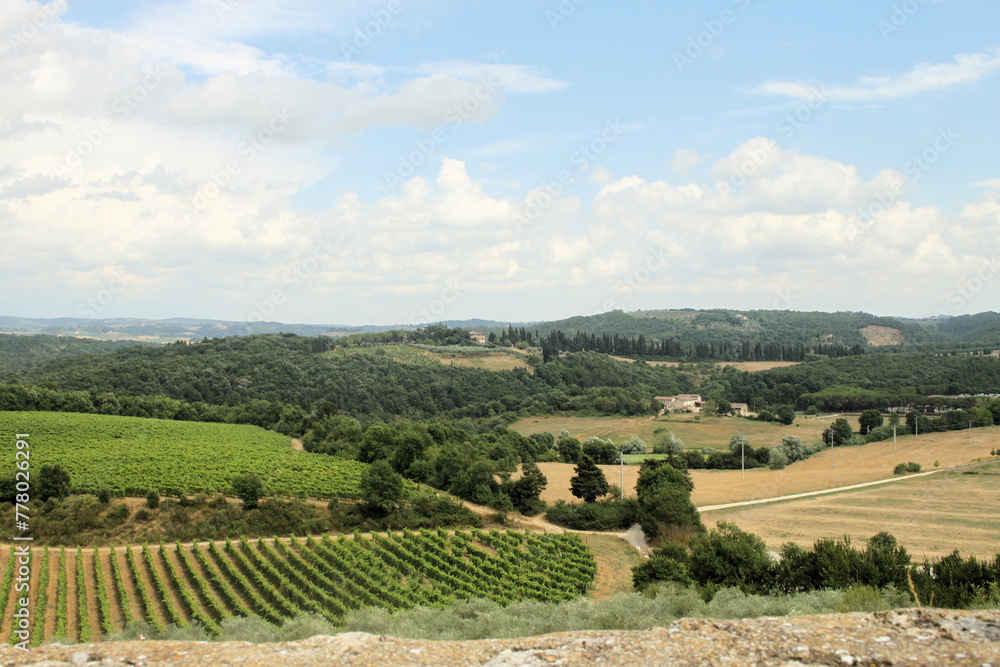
512, 413, 838, 451
535, 426, 999, 509
607, 357, 800, 372
715, 361, 802, 372
703, 463, 1000, 560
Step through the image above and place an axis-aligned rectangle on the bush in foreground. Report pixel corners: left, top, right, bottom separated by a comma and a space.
545, 498, 638, 531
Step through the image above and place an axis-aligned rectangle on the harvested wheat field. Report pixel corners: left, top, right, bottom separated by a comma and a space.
714, 361, 802, 372
704, 463, 1000, 560
513, 414, 837, 452
536, 426, 999, 507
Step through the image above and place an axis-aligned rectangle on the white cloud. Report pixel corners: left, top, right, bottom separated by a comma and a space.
753, 48, 1000, 102
672, 148, 706, 177
408, 62, 567, 94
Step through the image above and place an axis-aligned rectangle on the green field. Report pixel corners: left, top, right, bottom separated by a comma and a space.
322, 345, 442, 366
0, 412, 366, 499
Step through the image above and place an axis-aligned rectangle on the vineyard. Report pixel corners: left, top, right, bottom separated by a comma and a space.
0, 529, 596, 645
0, 411, 366, 498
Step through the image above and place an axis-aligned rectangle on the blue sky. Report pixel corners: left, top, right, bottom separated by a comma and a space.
1, 0, 998, 325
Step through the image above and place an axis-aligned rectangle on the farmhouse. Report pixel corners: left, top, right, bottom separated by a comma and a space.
469, 331, 487, 343
730, 402, 751, 417
656, 393, 703, 413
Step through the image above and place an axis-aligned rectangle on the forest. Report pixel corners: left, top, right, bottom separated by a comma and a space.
4, 333, 1000, 423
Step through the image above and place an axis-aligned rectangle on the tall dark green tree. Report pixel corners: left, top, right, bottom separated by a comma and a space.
37, 464, 72, 502
635, 459, 702, 541
231, 473, 266, 510
360, 459, 406, 514
824, 418, 854, 446
858, 409, 884, 434
502, 460, 548, 515
569, 456, 608, 503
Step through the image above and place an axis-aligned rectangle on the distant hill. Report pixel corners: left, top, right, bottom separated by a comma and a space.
3, 310, 999, 353
479, 310, 1000, 352
917, 312, 1000, 344
478, 310, 929, 349
0, 316, 403, 343
0, 334, 146, 375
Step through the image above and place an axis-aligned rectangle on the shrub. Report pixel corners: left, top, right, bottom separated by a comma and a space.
844, 435, 868, 447
145, 491, 160, 509
653, 431, 684, 455
96, 488, 112, 505
768, 447, 788, 470
824, 419, 854, 446
781, 436, 805, 462
682, 450, 705, 469
775, 405, 795, 425
545, 499, 638, 531
894, 462, 921, 475
218, 615, 280, 642
632, 555, 692, 591
535, 449, 560, 462
134, 508, 152, 522
688, 522, 773, 594
620, 436, 647, 455
727, 433, 750, 455
858, 409, 884, 434
278, 613, 338, 642
105, 503, 130, 525
557, 436, 582, 464
582, 437, 617, 464
36, 464, 72, 502
231, 474, 266, 510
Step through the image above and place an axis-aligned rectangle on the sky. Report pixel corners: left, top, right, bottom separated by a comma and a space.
0, 0, 998, 326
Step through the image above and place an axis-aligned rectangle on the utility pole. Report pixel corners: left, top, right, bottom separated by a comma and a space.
830, 427, 834, 468
618, 450, 624, 501
741, 440, 745, 480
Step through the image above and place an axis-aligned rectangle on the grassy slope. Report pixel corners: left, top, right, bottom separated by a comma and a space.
0, 411, 366, 499
511, 413, 838, 451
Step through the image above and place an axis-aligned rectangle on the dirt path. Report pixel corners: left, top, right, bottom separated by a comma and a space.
161, 544, 214, 625
41, 549, 59, 643
202, 542, 259, 615
125, 545, 168, 630
145, 545, 192, 627
79, 550, 102, 639
181, 543, 234, 621
460, 500, 649, 551
97, 550, 126, 630
65, 550, 78, 642
290, 438, 304, 451
110, 547, 141, 627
